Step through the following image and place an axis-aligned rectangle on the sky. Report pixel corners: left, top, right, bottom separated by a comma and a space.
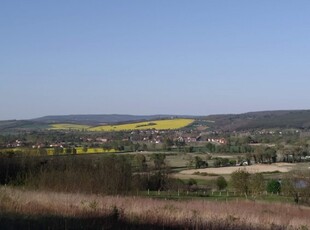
1, 0, 310, 120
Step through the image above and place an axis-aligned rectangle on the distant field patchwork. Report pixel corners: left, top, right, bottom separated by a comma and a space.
49, 119, 194, 131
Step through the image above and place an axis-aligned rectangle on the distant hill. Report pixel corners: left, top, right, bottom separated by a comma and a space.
0, 120, 48, 132
0, 110, 310, 132
32, 114, 191, 125
0, 114, 197, 132
205, 110, 310, 131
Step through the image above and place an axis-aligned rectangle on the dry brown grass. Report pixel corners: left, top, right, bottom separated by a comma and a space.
1, 186, 310, 229
180, 163, 295, 175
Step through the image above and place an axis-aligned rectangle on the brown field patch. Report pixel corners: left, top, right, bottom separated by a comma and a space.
179, 163, 296, 175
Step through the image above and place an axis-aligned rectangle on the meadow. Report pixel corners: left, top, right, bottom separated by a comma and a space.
1, 186, 309, 229
49, 118, 194, 131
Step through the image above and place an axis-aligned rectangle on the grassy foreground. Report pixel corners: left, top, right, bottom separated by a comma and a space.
1, 187, 310, 229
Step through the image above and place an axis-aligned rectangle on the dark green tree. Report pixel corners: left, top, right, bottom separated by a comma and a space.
267, 179, 281, 194
216, 176, 228, 190
195, 156, 207, 169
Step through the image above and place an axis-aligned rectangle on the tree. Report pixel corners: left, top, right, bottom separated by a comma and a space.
82, 146, 88, 153
132, 143, 140, 152
266, 179, 281, 194
72, 147, 77, 155
163, 138, 174, 151
134, 154, 147, 172
142, 143, 148, 151
65, 147, 72, 155
187, 178, 197, 187
150, 153, 166, 170
186, 155, 194, 169
213, 158, 221, 167
195, 156, 207, 169
230, 169, 250, 195
216, 176, 228, 190
187, 178, 198, 191
265, 147, 277, 163
206, 142, 215, 153
249, 173, 265, 196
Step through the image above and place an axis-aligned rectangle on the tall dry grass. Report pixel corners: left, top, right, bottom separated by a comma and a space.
1, 186, 310, 229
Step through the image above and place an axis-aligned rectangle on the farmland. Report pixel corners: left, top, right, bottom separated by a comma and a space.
2, 113, 310, 229
1, 147, 116, 156
49, 118, 194, 131
49, 123, 90, 130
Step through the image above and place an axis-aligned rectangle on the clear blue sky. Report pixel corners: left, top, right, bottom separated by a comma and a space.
1, 0, 310, 120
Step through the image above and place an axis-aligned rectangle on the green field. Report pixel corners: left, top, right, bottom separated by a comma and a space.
49, 118, 194, 131
49, 123, 91, 130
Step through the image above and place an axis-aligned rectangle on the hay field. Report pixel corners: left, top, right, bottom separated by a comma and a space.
179, 163, 296, 175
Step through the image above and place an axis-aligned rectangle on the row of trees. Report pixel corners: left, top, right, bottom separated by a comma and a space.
0, 152, 177, 194
0, 155, 132, 194
230, 169, 310, 204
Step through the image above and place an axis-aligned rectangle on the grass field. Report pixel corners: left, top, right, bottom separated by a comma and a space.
1, 186, 310, 229
49, 119, 194, 131
49, 123, 90, 130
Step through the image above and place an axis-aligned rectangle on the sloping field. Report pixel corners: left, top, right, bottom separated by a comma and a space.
90, 118, 194, 131
49, 123, 90, 130
50, 119, 194, 131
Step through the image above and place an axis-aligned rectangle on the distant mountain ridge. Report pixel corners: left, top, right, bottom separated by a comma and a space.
0, 110, 310, 132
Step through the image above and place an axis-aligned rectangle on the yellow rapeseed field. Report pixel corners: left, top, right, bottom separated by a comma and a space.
75, 147, 116, 154
47, 147, 116, 155
49, 119, 194, 131
89, 119, 194, 131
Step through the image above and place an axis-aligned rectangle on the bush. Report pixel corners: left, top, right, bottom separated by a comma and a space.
187, 178, 197, 187
267, 179, 281, 194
